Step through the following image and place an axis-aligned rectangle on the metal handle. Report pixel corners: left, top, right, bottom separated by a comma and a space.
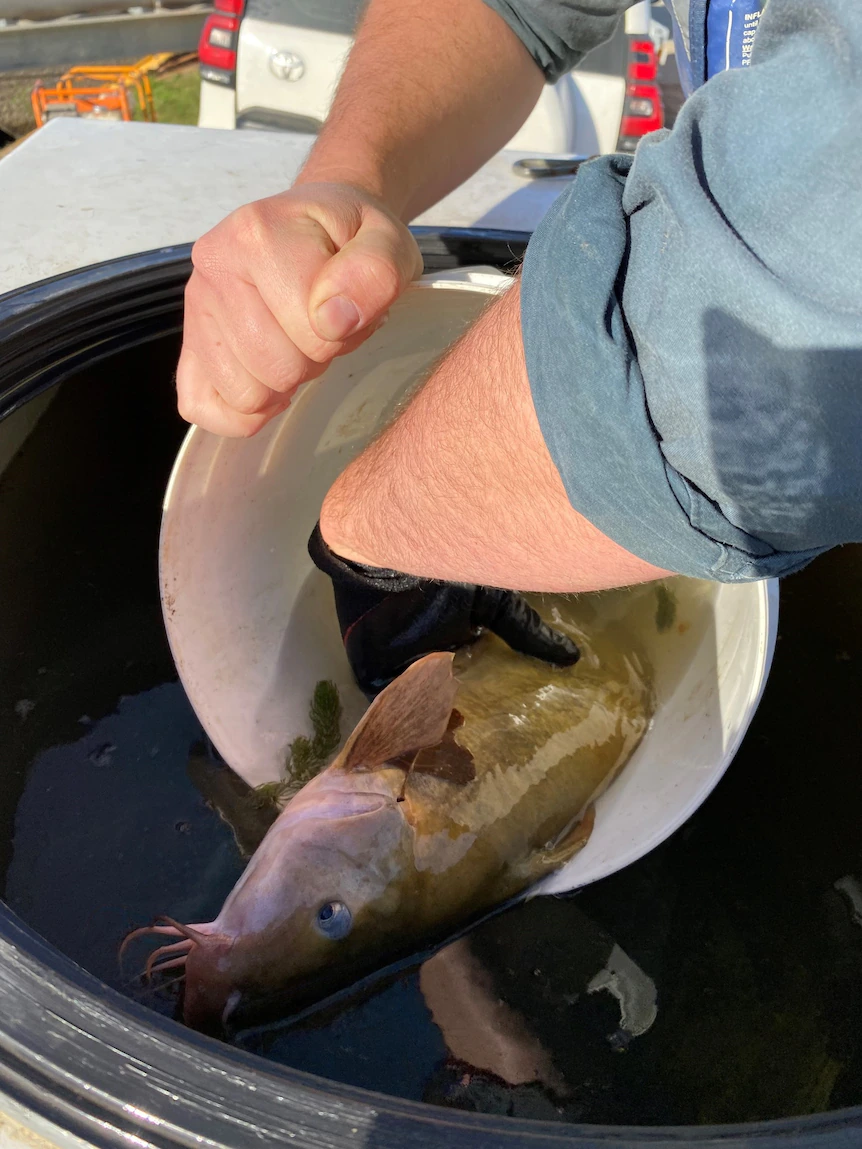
512, 156, 591, 180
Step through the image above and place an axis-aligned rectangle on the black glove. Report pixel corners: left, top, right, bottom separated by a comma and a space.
309, 524, 579, 698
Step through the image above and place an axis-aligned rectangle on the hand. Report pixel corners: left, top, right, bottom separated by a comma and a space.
176, 181, 423, 437
309, 524, 580, 698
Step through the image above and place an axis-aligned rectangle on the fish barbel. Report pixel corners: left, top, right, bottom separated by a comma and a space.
131, 606, 652, 1032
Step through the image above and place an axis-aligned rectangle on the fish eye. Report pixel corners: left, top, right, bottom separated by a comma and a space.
315, 901, 352, 940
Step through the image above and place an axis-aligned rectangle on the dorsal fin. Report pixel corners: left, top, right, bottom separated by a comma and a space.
337, 652, 458, 773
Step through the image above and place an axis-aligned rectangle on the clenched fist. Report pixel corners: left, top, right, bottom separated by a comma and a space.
176, 182, 423, 437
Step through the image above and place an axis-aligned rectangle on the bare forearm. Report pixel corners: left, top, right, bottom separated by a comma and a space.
297, 0, 544, 220
320, 281, 672, 594
177, 2, 543, 437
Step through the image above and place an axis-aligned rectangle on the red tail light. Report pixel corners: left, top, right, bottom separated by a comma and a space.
620, 82, 664, 138
627, 38, 658, 81
199, 6, 243, 86
617, 36, 665, 152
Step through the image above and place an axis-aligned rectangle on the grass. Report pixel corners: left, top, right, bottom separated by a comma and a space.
147, 67, 201, 126
0, 61, 201, 157
0, 70, 44, 139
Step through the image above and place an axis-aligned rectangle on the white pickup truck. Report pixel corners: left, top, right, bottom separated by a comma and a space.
196, 0, 665, 157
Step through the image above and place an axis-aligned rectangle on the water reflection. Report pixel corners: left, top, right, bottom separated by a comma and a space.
5, 684, 243, 1010
237, 893, 659, 1123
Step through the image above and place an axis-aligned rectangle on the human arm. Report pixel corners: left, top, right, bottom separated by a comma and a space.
322, 0, 862, 589
294, 0, 549, 222
320, 278, 670, 592
513, 0, 862, 580
175, 0, 552, 437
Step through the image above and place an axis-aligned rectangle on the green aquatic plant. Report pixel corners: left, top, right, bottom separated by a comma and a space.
654, 584, 677, 634
249, 780, 289, 811
252, 680, 342, 810
308, 678, 343, 760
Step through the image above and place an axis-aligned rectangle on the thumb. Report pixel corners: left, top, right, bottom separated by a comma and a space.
473, 589, 581, 667
309, 214, 423, 343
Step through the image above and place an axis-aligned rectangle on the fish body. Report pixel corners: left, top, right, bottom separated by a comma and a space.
141, 606, 651, 1033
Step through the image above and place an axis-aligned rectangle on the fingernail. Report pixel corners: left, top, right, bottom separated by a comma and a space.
315, 295, 361, 341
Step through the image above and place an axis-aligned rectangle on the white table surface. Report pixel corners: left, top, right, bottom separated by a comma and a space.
0, 119, 575, 294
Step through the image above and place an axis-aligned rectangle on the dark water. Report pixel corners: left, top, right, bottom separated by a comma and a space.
2, 339, 862, 1124
0, 340, 239, 1013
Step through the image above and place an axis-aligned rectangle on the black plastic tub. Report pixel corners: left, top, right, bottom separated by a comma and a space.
1, 231, 862, 1149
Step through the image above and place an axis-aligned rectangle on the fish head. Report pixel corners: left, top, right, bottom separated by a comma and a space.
180, 652, 462, 1033
182, 779, 417, 1031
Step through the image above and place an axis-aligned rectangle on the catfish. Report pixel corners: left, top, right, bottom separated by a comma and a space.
127, 624, 650, 1033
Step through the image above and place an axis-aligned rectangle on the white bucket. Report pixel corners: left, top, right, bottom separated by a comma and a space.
160, 269, 778, 894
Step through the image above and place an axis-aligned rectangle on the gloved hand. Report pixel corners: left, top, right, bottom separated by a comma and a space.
309, 524, 580, 698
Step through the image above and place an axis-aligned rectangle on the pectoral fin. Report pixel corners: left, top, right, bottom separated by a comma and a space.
186, 744, 277, 858
338, 652, 459, 773
517, 805, 596, 883
408, 710, 476, 784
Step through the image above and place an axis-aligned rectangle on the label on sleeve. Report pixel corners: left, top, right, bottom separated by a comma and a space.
706, 0, 765, 78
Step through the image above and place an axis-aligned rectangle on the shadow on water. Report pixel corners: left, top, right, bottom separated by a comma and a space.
1, 334, 862, 1123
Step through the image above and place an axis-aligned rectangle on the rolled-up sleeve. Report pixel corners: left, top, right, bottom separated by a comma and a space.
481, 0, 630, 81
518, 0, 862, 581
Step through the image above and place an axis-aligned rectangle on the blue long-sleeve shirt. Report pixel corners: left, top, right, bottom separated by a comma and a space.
483, 0, 862, 581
